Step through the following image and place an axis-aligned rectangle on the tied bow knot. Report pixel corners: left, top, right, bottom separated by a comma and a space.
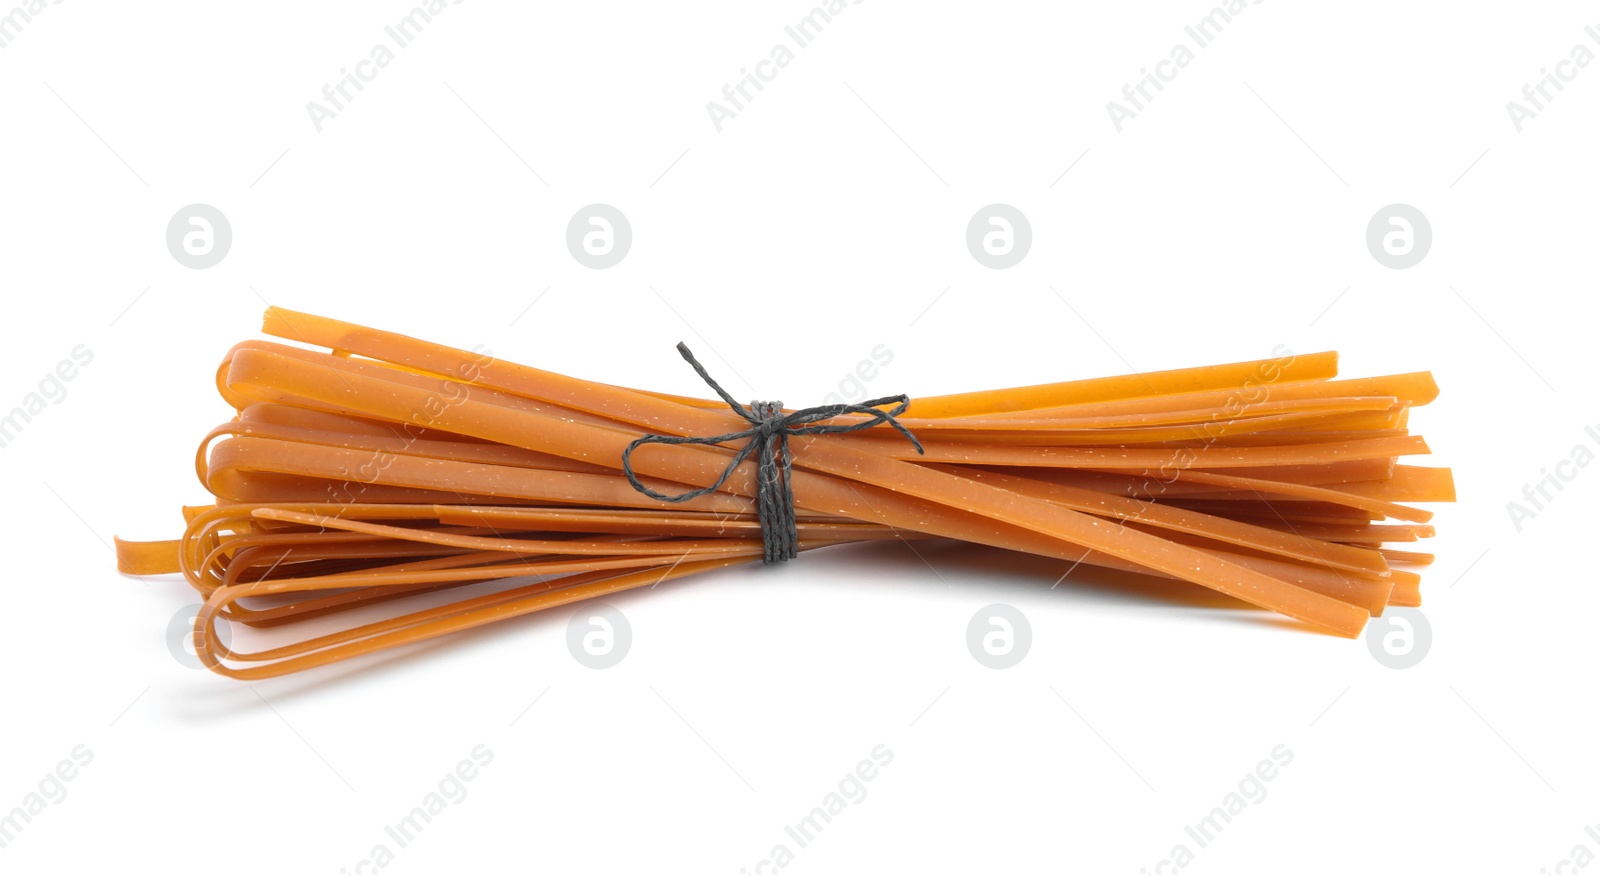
621, 343, 924, 563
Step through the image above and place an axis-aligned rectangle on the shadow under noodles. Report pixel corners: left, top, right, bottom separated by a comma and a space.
812, 539, 1333, 637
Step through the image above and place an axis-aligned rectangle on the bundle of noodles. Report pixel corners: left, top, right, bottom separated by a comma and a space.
115, 309, 1452, 679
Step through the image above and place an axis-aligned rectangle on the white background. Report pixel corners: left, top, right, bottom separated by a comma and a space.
1, 1, 1596, 872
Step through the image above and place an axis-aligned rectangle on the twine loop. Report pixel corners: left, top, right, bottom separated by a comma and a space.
621, 343, 923, 562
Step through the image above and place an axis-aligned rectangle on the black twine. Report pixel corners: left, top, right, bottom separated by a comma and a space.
621, 343, 923, 563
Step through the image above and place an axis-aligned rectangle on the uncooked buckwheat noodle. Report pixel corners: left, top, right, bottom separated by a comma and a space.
115, 308, 1453, 679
